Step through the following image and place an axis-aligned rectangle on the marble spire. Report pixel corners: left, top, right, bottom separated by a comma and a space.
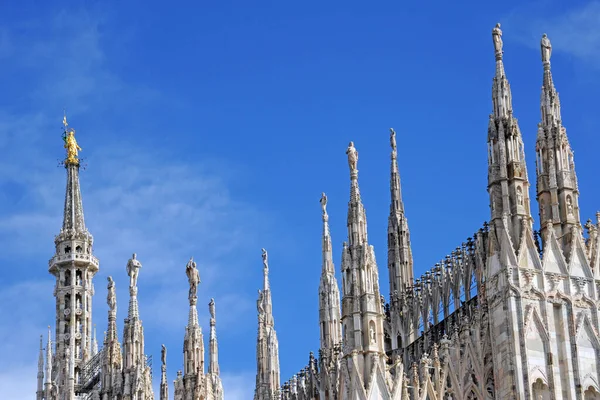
254, 248, 281, 400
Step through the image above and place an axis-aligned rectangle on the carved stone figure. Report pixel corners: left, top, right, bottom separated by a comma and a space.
320, 193, 327, 215
107, 276, 116, 311
516, 187, 523, 206
369, 325, 376, 344
209, 298, 216, 319
261, 248, 269, 274
161, 344, 167, 365
541, 33, 552, 63
492, 23, 503, 55
185, 257, 200, 300
126, 253, 142, 288
64, 129, 82, 164
390, 128, 397, 151
567, 196, 574, 215
257, 290, 264, 315
346, 142, 358, 173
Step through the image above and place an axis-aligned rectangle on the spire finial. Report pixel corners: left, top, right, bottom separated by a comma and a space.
209, 298, 216, 320
492, 23, 503, 60
346, 141, 358, 176
261, 248, 269, 274
261, 248, 270, 291
126, 253, 142, 289
541, 33, 552, 65
62, 114, 81, 166
320, 192, 328, 218
161, 344, 167, 366
390, 128, 397, 153
107, 276, 116, 311
185, 257, 200, 302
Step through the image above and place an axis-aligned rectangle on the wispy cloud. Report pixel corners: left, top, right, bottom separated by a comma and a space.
0, 7, 260, 398
504, 1, 600, 67
222, 372, 256, 400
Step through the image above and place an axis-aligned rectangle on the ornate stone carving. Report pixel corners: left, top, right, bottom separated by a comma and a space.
541, 34, 552, 63
346, 142, 358, 173
185, 257, 200, 301
492, 23, 503, 55
126, 253, 142, 288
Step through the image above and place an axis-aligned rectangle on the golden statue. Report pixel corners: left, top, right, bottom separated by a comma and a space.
64, 129, 82, 165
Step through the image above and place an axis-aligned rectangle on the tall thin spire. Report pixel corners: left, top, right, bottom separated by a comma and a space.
92, 325, 98, 356
160, 345, 169, 400
60, 114, 87, 233
318, 193, 342, 351
44, 326, 54, 399
183, 257, 204, 377
50, 116, 98, 399
37, 335, 44, 400
487, 23, 532, 247
254, 248, 281, 400
388, 128, 414, 293
101, 276, 123, 399
45, 326, 53, 386
209, 298, 220, 375
122, 253, 154, 398
340, 140, 387, 391
345, 141, 368, 246
535, 33, 581, 255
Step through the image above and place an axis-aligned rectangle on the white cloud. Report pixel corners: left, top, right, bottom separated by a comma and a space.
504, 1, 600, 66
221, 372, 256, 400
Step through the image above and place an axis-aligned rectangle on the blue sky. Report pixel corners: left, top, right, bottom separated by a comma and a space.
1, 1, 600, 398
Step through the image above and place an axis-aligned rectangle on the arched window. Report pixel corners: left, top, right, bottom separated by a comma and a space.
64, 270, 71, 286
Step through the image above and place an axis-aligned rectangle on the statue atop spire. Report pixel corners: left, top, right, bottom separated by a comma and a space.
541, 33, 552, 64
390, 128, 397, 153
261, 248, 269, 275
161, 344, 167, 366
320, 192, 328, 217
346, 141, 358, 174
62, 113, 82, 166
492, 23, 503, 58
186, 257, 200, 301
107, 276, 116, 311
209, 298, 216, 320
126, 253, 142, 288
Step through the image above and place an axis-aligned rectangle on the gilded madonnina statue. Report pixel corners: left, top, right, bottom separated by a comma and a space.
64, 129, 82, 165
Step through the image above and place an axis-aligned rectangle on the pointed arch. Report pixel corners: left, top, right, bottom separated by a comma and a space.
576, 314, 600, 391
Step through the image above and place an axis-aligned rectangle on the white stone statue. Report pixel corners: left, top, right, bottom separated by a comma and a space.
320, 192, 327, 215
517, 187, 523, 206
541, 33, 552, 63
390, 128, 397, 151
209, 298, 216, 319
261, 248, 269, 274
257, 290, 264, 315
126, 253, 142, 288
492, 23, 503, 55
161, 344, 167, 366
369, 325, 376, 344
107, 276, 116, 311
185, 257, 200, 300
567, 196, 574, 215
346, 141, 358, 173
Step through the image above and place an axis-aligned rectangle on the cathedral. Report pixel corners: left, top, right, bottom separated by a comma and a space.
34, 24, 600, 400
